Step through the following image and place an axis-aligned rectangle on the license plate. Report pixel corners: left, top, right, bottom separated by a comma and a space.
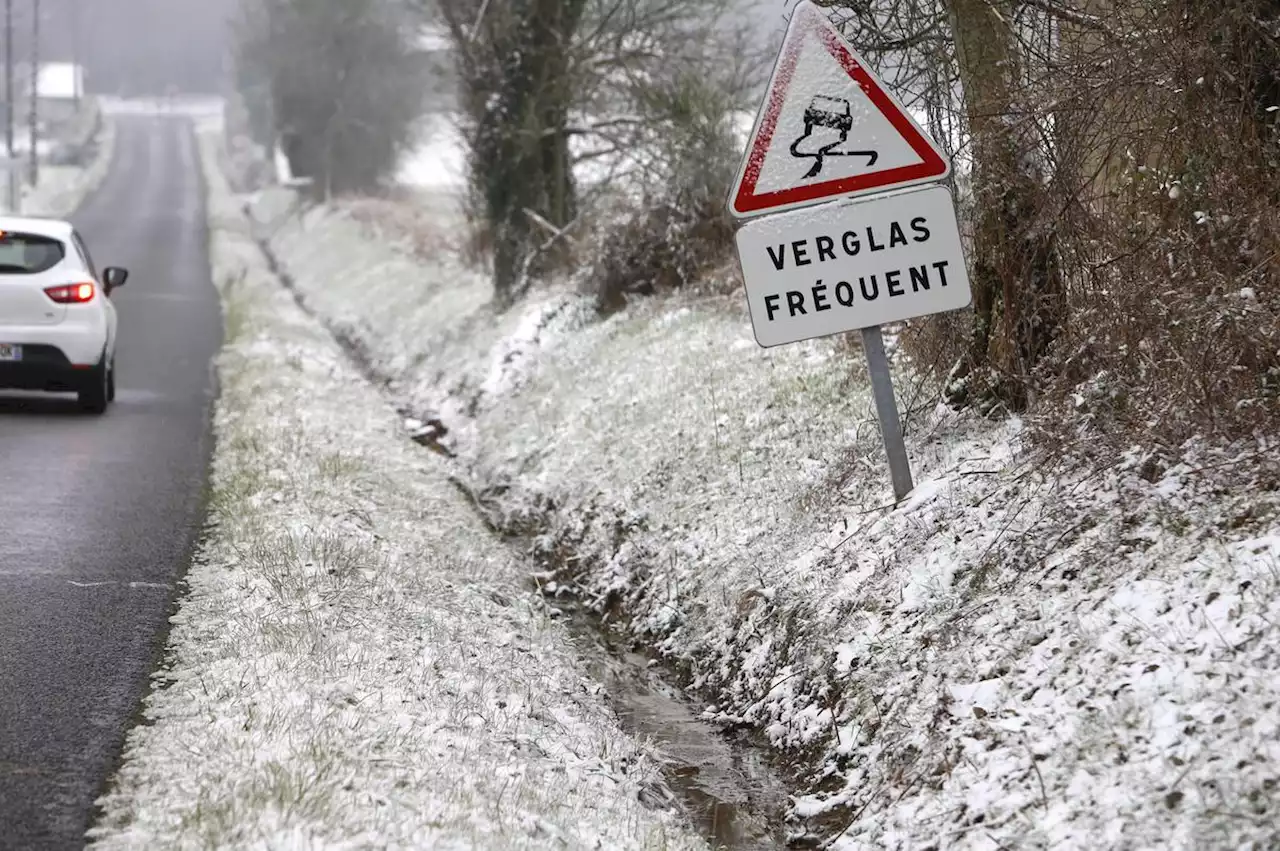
0, 344, 22, 362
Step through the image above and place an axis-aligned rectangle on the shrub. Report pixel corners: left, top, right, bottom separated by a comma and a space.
582, 71, 742, 314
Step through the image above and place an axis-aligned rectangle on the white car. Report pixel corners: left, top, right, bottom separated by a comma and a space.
0, 216, 128, 413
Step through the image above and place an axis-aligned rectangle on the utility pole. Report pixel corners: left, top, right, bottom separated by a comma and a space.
27, 0, 36, 187
71, 0, 79, 109
4, 0, 16, 212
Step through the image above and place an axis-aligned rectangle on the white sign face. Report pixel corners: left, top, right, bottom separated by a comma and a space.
728, 1, 950, 219
735, 185, 971, 348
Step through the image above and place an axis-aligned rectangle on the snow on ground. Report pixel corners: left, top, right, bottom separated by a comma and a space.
4, 109, 113, 218
87, 129, 707, 851
243, 166, 1280, 846
398, 114, 468, 190
98, 96, 226, 118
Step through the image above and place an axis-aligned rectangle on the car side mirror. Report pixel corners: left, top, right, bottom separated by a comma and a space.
104, 267, 129, 290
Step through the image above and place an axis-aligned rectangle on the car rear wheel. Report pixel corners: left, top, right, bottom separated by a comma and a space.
107, 358, 116, 402
78, 358, 110, 414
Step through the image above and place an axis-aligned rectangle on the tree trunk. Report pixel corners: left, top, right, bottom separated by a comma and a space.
474, 0, 586, 306
945, 0, 1065, 413
1241, 0, 1280, 158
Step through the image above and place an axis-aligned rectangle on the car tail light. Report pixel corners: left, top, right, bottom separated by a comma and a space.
44, 282, 96, 304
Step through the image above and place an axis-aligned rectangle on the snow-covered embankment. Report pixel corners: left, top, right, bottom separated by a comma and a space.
21, 107, 116, 218
87, 125, 706, 850
245, 138, 1280, 849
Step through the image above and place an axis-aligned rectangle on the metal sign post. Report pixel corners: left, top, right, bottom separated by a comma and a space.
860, 326, 912, 501
727, 0, 973, 504
734, 186, 968, 503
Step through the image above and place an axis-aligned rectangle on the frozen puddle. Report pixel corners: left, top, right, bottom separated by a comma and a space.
567, 609, 791, 850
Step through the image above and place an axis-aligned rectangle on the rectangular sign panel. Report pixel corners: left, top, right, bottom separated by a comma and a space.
735, 185, 972, 348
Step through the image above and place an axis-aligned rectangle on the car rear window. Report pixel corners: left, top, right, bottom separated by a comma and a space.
0, 231, 66, 274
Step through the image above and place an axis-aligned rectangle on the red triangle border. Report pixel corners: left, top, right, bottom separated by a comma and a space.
731, 4, 950, 217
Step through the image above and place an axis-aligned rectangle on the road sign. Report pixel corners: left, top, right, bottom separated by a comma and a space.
735, 184, 970, 348
728, 0, 950, 219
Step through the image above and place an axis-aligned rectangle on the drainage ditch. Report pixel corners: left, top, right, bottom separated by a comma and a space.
564, 605, 792, 850
251, 222, 797, 849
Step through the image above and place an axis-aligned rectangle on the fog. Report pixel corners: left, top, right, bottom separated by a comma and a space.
17, 0, 235, 95
5, 0, 790, 99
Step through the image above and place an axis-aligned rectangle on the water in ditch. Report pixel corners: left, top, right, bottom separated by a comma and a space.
253, 221, 803, 849
563, 608, 794, 850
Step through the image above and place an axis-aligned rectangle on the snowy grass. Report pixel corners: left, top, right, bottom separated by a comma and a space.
21, 114, 116, 218
87, 128, 707, 851
246, 168, 1280, 847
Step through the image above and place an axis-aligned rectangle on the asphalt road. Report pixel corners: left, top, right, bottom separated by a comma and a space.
0, 115, 220, 848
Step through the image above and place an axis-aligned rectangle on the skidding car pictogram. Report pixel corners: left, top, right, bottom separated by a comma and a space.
790, 95, 879, 179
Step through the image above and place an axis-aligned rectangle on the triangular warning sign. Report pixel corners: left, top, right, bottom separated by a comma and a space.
729, 1, 951, 219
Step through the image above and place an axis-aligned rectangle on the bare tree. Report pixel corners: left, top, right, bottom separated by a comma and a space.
1029, 0, 1280, 451
825, 0, 1278, 449
941, 0, 1064, 413
233, 0, 428, 198
422, 0, 588, 304
418, 0, 763, 306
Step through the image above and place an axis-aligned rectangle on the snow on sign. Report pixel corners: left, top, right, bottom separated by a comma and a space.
736, 185, 971, 348
728, 1, 950, 219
